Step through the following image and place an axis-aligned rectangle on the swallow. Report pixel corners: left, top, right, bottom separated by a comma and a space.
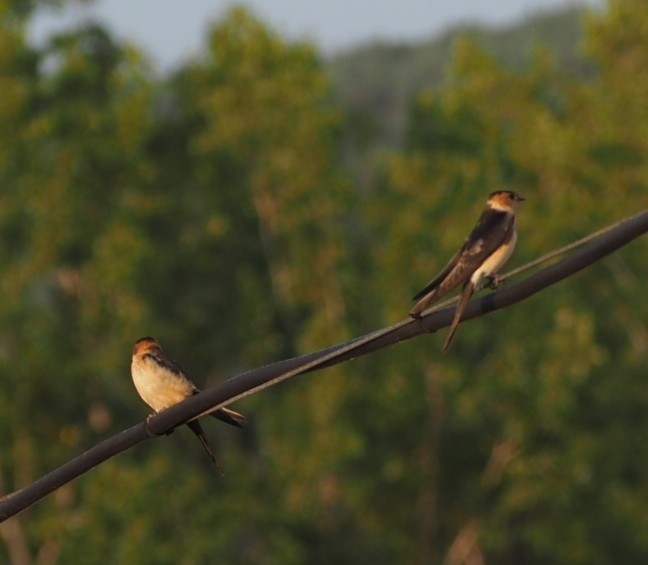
131, 336, 246, 472
410, 190, 524, 351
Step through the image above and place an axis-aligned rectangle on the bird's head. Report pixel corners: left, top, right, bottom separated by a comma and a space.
133, 336, 162, 356
487, 190, 525, 212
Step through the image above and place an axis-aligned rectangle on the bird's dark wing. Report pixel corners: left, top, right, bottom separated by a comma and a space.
440, 209, 514, 286
212, 407, 247, 428
465, 207, 516, 259
411, 208, 514, 315
435, 208, 515, 290
144, 350, 196, 388
412, 246, 463, 301
186, 420, 222, 474
442, 280, 475, 352
188, 389, 247, 428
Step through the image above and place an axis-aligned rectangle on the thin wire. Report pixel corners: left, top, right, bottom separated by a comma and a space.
198, 210, 646, 415
194, 317, 413, 419
499, 210, 643, 282
422, 209, 645, 315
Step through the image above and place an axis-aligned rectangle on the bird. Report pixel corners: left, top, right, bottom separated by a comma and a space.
410, 190, 525, 351
131, 336, 246, 472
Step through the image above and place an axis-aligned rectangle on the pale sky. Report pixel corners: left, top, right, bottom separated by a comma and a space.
31, 0, 602, 70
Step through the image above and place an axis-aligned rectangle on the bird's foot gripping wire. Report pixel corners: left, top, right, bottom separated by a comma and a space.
144, 413, 175, 437
485, 274, 502, 290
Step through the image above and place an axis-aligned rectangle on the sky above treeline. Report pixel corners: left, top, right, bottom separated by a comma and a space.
31, 0, 602, 70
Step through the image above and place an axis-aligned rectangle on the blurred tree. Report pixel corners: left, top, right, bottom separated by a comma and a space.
0, 9, 155, 563
5, 0, 91, 20
1, 1, 648, 564
144, 8, 360, 562
368, 1, 648, 563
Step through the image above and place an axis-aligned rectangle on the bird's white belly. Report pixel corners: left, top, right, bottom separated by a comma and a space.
131, 359, 194, 412
471, 229, 517, 286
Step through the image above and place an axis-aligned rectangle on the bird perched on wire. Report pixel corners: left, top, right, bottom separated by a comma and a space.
410, 190, 525, 351
131, 336, 246, 472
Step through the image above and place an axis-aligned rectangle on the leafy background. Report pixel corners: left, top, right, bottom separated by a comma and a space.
1, 0, 647, 563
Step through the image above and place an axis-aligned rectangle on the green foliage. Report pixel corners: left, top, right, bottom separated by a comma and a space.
330, 5, 593, 149
371, 2, 648, 562
1, 1, 648, 564
5, 0, 91, 20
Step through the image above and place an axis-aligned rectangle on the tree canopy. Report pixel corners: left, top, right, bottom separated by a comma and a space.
1, 1, 647, 563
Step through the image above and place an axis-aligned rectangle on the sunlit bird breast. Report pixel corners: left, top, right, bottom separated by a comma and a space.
470, 224, 518, 286
131, 355, 195, 413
